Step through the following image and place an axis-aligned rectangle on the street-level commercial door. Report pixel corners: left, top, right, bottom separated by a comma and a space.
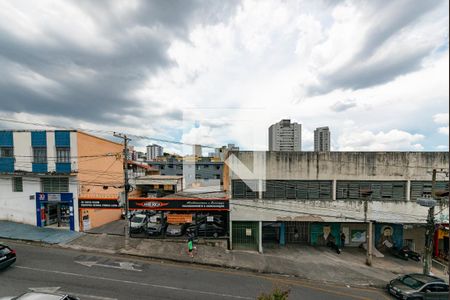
232, 221, 259, 251
285, 222, 309, 243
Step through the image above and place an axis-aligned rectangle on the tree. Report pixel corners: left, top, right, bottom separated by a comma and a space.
258, 287, 290, 300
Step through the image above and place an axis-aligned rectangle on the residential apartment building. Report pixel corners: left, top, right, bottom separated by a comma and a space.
224, 151, 449, 253
268, 119, 302, 151
213, 144, 240, 161
146, 144, 163, 161
314, 127, 330, 152
0, 130, 124, 231
147, 156, 224, 186
193, 144, 202, 157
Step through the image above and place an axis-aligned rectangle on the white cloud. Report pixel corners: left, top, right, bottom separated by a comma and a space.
436, 145, 449, 150
0, 0, 448, 153
438, 127, 449, 135
433, 113, 449, 125
338, 129, 425, 151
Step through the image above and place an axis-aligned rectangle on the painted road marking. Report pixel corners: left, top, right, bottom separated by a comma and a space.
15, 266, 253, 300
74, 260, 142, 272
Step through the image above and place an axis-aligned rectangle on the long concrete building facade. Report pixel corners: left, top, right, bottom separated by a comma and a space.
224, 151, 449, 254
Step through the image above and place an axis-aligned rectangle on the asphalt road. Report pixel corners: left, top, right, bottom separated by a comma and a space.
0, 240, 392, 300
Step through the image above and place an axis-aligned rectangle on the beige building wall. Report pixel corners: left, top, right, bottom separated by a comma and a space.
77, 132, 124, 229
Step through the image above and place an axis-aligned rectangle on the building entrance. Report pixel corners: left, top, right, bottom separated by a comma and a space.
285, 222, 309, 243
43, 202, 70, 228
36, 192, 75, 231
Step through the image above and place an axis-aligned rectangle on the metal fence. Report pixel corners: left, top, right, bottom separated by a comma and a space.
232, 221, 259, 250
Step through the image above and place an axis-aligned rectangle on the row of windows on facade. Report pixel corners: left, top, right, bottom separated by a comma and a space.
11, 177, 69, 193
232, 180, 449, 201
161, 174, 221, 179
0, 147, 70, 163
158, 164, 222, 170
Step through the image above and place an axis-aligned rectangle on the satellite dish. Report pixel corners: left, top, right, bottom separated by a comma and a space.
416, 197, 437, 207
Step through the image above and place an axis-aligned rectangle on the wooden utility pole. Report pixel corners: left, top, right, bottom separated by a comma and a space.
362, 189, 373, 266
423, 169, 436, 275
114, 132, 131, 249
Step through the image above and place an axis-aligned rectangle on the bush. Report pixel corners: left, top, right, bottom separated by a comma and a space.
258, 287, 290, 300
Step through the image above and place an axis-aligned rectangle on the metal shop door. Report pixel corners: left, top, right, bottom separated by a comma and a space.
285, 222, 309, 243
232, 221, 259, 251
262, 222, 280, 244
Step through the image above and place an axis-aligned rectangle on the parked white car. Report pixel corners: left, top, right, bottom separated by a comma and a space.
130, 214, 148, 233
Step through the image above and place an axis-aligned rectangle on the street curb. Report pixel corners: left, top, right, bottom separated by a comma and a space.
57, 242, 388, 289
0, 237, 392, 289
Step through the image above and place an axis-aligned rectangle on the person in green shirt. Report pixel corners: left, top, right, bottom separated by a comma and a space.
187, 236, 195, 257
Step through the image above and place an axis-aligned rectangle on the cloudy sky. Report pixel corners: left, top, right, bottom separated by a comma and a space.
0, 0, 448, 153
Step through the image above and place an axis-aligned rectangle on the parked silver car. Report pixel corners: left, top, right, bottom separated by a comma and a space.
146, 222, 165, 236
166, 224, 187, 237
0, 292, 79, 300
387, 273, 449, 299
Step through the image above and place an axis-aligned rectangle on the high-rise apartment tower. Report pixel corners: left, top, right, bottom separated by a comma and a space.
268, 119, 302, 151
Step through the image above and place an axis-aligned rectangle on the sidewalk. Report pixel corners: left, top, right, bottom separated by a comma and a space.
1, 221, 447, 288
0, 221, 83, 244
64, 233, 448, 288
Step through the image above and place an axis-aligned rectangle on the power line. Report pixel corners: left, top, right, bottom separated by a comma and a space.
1, 117, 449, 169
0, 117, 219, 150
0, 117, 114, 135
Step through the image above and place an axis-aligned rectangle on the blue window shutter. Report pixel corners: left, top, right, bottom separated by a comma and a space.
0, 131, 13, 147
31, 131, 47, 147
55, 131, 70, 147
0, 157, 14, 172
32, 163, 48, 173
56, 163, 71, 173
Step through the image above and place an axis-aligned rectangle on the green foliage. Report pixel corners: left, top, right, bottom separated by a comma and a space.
257, 287, 290, 300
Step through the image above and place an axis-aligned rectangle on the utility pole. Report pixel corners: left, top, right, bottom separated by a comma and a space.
362, 189, 373, 266
423, 169, 436, 275
114, 132, 131, 249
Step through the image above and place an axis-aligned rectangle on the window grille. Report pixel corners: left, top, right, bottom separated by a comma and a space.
56, 147, 70, 163
33, 147, 47, 163
13, 177, 23, 192
41, 177, 69, 192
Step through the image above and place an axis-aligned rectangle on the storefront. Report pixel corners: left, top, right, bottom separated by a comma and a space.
78, 197, 121, 231
128, 197, 229, 238
261, 222, 309, 246
36, 192, 74, 231
434, 224, 449, 261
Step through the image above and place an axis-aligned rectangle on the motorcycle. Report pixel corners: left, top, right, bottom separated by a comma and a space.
389, 246, 409, 260
327, 241, 341, 254
401, 246, 421, 262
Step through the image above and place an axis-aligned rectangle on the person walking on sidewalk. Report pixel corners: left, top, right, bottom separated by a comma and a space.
340, 231, 346, 249
187, 235, 196, 258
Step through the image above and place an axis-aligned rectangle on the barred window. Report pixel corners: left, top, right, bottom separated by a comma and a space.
337, 181, 407, 201
13, 177, 23, 192
56, 147, 70, 163
262, 180, 332, 200
411, 181, 449, 200
41, 177, 69, 192
0, 147, 13, 158
33, 147, 47, 163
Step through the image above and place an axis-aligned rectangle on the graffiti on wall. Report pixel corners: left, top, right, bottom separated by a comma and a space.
310, 223, 340, 246
375, 223, 403, 252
